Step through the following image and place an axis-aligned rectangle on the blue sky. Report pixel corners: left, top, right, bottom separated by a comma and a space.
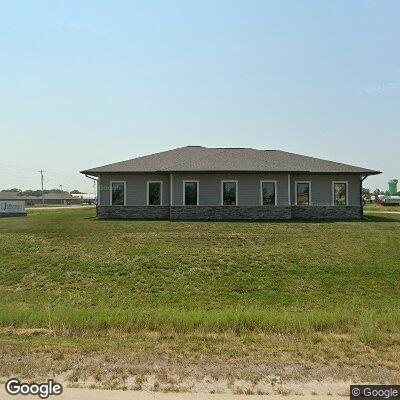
1, 0, 399, 193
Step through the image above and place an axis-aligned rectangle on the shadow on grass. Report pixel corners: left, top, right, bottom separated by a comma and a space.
89, 215, 400, 224
363, 214, 400, 223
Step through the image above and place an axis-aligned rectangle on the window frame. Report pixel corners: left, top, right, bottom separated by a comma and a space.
294, 181, 312, 206
260, 180, 277, 206
147, 181, 163, 206
221, 180, 238, 206
332, 181, 348, 206
110, 181, 126, 206
182, 180, 199, 206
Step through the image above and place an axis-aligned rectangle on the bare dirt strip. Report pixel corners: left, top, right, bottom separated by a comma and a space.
0, 384, 352, 400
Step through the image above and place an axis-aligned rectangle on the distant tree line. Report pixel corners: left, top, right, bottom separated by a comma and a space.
1, 188, 84, 196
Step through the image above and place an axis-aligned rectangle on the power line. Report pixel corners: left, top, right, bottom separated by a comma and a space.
0, 172, 36, 182
0, 161, 86, 184
0, 162, 38, 171
46, 170, 86, 183
0, 161, 93, 193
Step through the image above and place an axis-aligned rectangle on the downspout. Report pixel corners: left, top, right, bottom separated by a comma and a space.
360, 175, 368, 219
85, 174, 99, 207
85, 174, 98, 183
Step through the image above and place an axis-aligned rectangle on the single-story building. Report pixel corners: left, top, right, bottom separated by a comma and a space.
81, 146, 381, 220
38, 193, 82, 205
0, 192, 37, 206
0, 191, 82, 206
70, 192, 97, 204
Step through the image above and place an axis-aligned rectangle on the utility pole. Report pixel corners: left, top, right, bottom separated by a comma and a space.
39, 170, 44, 206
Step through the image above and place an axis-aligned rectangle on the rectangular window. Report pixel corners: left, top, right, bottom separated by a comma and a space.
333, 182, 348, 205
222, 181, 237, 205
183, 181, 198, 205
261, 181, 277, 205
147, 181, 162, 205
296, 182, 310, 205
111, 181, 125, 205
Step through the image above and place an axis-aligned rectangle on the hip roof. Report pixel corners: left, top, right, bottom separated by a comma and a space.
81, 146, 381, 175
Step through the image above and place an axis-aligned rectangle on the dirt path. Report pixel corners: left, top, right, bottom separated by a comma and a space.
0, 386, 348, 400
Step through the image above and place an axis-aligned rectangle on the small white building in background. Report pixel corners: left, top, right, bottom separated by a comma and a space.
71, 193, 97, 204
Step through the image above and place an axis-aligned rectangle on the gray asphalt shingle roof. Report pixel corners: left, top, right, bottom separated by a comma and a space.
81, 146, 381, 175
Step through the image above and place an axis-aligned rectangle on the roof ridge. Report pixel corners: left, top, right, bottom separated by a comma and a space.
160, 148, 227, 171
80, 146, 381, 175
221, 148, 303, 171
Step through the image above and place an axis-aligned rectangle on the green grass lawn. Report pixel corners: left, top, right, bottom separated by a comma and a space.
0, 207, 399, 383
364, 203, 400, 212
1, 207, 399, 330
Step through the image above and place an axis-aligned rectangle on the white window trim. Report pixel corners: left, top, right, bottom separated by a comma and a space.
183, 180, 199, 206
260, 180, 277, 206
147, 181, 163, 206
294, 181, 312, 206
332, 181, 348, 206
110, 181, 126, 206
221, 180, 238, 206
